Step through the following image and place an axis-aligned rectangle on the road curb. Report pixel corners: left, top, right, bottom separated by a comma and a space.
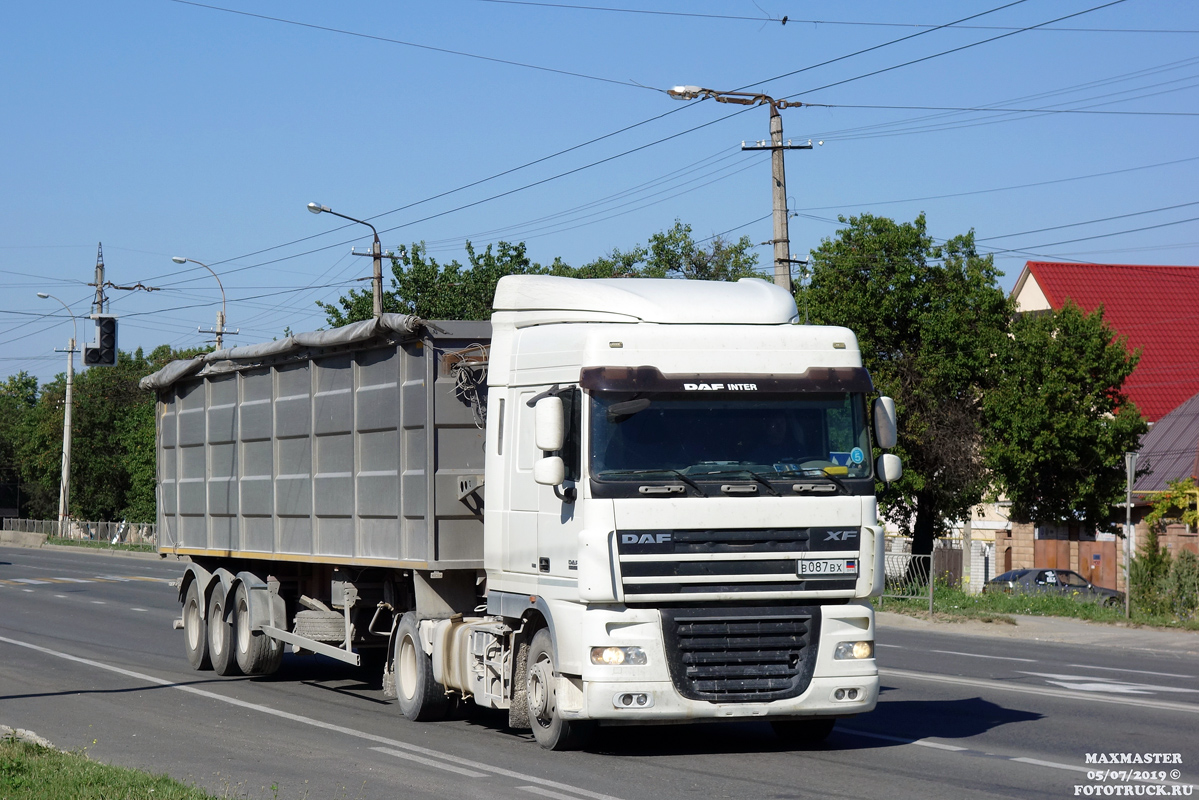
876, 609, 1199, 656
0, 531, 47, 548
0, 538, 188, 562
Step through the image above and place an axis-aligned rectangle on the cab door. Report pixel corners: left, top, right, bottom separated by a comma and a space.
536, 387, 583, 586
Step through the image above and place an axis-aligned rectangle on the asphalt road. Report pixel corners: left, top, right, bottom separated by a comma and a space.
2, 544, 1197, 800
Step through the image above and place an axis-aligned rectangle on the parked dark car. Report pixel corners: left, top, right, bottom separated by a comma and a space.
984, 568, 1124, 606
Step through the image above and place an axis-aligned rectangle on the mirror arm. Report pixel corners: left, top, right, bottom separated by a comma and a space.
554, 485, 577, 504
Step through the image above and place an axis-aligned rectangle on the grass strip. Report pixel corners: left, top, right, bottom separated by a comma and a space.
876, 584, 1199, 631
0, 737, 218, 800
44, 538, 156, 554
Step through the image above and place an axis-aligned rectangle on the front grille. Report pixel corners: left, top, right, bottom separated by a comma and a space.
660, 606, 820, 702
617, 528, 860, 601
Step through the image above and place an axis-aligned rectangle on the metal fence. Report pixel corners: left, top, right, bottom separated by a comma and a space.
2, 517, 156, 545
881, 552, 934, 614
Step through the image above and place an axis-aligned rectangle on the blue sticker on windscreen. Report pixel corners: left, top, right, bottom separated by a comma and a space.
850, 447, 865, 465
830, 452, 851, 466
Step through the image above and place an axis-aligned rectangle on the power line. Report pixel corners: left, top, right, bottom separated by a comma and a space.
168, 0, 659, 93
775, 0, 1130, 100
470, 0, 1197, 34
979, 201, 1199, 242
805, 102, 1199, 117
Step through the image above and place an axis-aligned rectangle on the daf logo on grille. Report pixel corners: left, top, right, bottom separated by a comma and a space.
824, 529, 858, 541
622, 533, 672, 545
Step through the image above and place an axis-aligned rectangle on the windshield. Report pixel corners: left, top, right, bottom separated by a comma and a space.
590, 392, 872, 480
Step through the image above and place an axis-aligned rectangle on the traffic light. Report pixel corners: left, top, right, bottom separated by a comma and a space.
84, 315, 118, 367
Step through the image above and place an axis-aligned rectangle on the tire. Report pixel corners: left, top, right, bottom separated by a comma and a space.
394, 613, 449, 721
208, 590, 242, 676
772, 718, 836, 747
182, 580, 211, 671
234, 584, 283, 676
526, 629, 594, 751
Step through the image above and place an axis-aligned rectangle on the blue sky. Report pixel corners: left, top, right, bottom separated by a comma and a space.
3, 1, 1197, 384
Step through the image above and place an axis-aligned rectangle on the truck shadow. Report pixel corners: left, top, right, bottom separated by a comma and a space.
576, 696, 1041, 756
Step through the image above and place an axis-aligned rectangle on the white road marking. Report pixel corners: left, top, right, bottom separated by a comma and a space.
931, 650, 1036, 663
91, 601, 106, 605
371, 747, 490, 778
52, 578, 94, 583
1017, 672, 1199, 695
130, 608, 148, 612
875, 644, 903, 649
1067, 664, 1195, 679
12, 579, 51, 585
520, 786, 599, 800
22, 589, 33, 593
55, 595, 67, 599
841, 729, 967, 751
881, 668, 1199, 713
841, 730, 1185, 786
0, 635, 624, 800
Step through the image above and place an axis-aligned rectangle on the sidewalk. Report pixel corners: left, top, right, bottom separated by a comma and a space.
876, 609, 1199, 656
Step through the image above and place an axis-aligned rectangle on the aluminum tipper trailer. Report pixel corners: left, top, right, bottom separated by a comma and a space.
143, 274, 902, 750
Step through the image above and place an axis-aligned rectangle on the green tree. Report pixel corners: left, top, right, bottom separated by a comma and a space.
984, 302, 1147, 530
319, 221, 761, 326
0, 372, 39, 515
1129, 525, 1172, 617
806, 213, 1009, 557
1144, 477, 1198, 530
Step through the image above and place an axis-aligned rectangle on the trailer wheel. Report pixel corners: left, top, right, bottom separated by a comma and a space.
394, 613, 449, 721
526, 629, 593, 751
771, 718, 835, 747
208, 591, 242, 676
182, 581, 210, 671
234, 584, 283, 676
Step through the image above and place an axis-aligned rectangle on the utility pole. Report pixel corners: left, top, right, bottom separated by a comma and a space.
91, 243, 107, 315
742, 106, 812, 292
307, 203, 386, 319
1124, 451, 1138, 619
668, 86, 818, 294
37, 293, 77, 531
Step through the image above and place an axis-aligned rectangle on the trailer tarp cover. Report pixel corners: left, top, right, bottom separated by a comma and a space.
139, 314, 422, 391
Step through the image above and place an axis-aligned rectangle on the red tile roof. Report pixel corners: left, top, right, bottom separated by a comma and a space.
1019, 262, 1199, 423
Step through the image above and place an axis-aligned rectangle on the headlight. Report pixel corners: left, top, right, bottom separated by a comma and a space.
590, 646, 648, 666
834, 641, 874, 660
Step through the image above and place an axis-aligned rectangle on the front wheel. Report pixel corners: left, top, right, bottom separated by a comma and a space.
526, 629, 594, 751
394, 613, 450, 722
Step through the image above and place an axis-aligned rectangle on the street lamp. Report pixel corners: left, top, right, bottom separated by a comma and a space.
37, 292, 77, 531
668, 86, 815, 293
170, 256, 233, 349
308, 202, 383, 319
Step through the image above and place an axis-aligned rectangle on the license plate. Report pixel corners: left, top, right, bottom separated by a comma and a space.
798, 558, 858, 577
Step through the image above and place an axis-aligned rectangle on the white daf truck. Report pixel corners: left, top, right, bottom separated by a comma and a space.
143, 275, 901, 750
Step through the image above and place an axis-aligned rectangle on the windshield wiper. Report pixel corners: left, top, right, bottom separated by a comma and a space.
772, 468, 849, 494
691, 468, 782, 497
598, 468, 703, 496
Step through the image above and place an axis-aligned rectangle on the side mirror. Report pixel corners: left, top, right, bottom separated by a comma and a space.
873, 396, 897, 449
877, 453, 902, 484
534, 456, 565, 486
535, 396, 565, 452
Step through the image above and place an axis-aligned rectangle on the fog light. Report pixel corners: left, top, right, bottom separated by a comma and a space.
591, 646, 648, 666
848, 688, 859, 700
835, 688, 846, 700
612, 692, 654, 709
834, 640, 874, 660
